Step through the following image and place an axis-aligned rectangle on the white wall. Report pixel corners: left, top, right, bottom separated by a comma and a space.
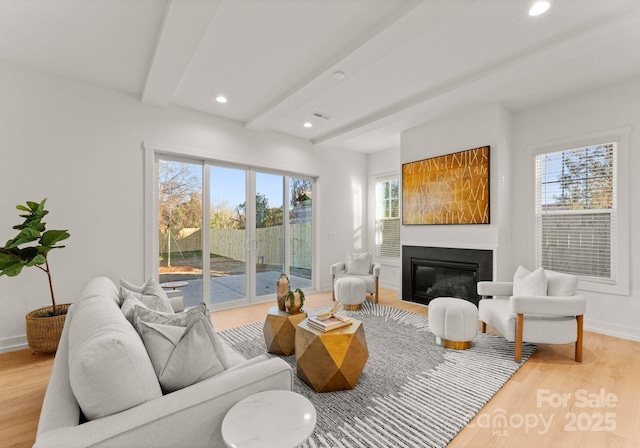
511, 78, 640, 341
367, 147, 401, 292
0, 61, 367, 351
401, 103, 513, 281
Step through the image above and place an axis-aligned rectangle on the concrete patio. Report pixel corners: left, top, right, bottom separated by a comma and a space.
178, 271, 312, 307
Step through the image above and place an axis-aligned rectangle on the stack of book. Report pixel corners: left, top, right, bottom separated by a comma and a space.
307, 314, 352, 332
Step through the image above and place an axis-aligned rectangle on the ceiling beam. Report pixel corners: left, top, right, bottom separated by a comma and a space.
141, 0, 222, 107
314, 5, 640, 148
244, 0, 475, 132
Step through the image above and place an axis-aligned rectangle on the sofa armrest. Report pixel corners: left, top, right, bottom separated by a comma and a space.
36, 305, 81, 438
34, 357, 293, 448
372, 262, 381, 277
510, 295, 586, 316
330, 261, 346, 276
477, 281, 513, 298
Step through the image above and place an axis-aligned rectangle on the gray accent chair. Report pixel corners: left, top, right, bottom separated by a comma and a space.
330, 253, 380, 304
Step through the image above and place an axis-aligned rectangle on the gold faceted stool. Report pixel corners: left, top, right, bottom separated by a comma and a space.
295, 318, 368, 392
263, 306, 307, 356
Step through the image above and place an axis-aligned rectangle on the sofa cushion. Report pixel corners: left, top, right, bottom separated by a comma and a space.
345, 252, 370, 275
132, 302, 209, 335
67, 283, 162, 420
545, 269, 579, 296
119, 278, 173, 312
121, 288, 174, 325
513, 265, 547, 296
138, 314, 230, 393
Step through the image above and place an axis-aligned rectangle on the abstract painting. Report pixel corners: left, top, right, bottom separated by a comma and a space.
402, 146, 490, 225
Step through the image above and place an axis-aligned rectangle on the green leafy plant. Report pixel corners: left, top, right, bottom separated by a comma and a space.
0, 199, 70, 315
285, 288, 305, 314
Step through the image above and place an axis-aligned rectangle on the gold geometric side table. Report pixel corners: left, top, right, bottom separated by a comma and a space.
295, 318, 368, 392
263, 306, 307, 356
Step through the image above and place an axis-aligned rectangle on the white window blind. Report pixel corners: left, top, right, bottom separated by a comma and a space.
535, 143, 616, 281
375, 178, 400, 258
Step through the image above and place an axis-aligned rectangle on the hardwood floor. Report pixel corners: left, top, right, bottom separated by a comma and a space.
1, 289, 638, 448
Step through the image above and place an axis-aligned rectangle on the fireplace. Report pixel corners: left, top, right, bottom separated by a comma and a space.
402, 246, 493, 307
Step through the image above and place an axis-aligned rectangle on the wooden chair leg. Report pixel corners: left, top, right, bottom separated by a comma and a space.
515, 313, 524, 362
480, 321, 486, 333
332, 274, 336, 301
374, 277, 379, 304
575, 315, 584, 362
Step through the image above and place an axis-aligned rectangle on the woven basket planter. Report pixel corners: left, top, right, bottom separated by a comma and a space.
25, 303, 71, 353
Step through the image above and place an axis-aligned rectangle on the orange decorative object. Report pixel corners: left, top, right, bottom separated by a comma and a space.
295, 318, 368, 392
402, 146, 490, 225
276, 274, 290, 311
263, 306, 307, 356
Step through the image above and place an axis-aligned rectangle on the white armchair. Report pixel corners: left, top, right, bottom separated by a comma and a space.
477, 267, 586, 362
330, 252, 380, 304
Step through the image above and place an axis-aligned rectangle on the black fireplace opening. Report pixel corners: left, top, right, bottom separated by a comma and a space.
402, 246, 493, 307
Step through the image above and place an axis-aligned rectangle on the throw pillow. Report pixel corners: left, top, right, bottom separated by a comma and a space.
120, 278, 173, 312
120, 278, 143, 294
137, 314, 230, 393
132, 302, 209, 336
545, 269, 579, 296
513, 265, 548, 296
120, 288, 174, 325
345, 252, 371, 275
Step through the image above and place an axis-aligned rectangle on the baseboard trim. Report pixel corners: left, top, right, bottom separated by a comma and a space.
0, 335, 28, 353
378, 280, 399, 291
584, 319, 640, 342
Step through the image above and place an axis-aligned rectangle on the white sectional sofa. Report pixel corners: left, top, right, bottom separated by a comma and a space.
34, 277, 292, 448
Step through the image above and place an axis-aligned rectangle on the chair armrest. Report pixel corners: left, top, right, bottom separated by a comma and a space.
477, 281, 514, 297
330, 262, 346, 275
372, 262, 381, 277
510, 295, 586, 316
34, 357, 292, 448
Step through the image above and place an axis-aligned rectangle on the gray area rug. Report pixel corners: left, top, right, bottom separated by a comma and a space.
218, 301, 535, 448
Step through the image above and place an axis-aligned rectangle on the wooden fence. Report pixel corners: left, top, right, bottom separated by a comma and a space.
160, 223, 312, 269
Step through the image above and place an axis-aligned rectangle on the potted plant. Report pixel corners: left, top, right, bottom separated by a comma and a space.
0, 199, 70, 353
285, 288, 305, 315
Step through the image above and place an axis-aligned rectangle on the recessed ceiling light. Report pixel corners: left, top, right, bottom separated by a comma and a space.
332, 71, 345, 80
529, 1, 551, 16
303, 122, 313, 128
215, 95, 228, 103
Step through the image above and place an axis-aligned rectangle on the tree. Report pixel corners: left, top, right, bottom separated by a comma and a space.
158, 161, 201, 266
290, 178, 312, 209
210, 200, 242, 229
234, 193, 283, 229
553, 145, 613, 210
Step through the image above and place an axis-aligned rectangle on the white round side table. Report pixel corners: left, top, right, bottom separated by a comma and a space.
221, 390, 316, 448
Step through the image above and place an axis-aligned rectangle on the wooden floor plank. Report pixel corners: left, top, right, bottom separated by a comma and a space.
1, 289, 638, 448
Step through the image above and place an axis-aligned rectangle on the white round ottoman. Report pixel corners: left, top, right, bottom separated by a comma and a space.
429, 297, 478, 350
334, 277, 366, 310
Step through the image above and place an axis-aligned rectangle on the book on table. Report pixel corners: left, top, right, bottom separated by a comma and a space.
307, 314, 352, 332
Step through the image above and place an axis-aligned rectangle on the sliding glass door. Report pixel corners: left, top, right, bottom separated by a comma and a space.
156, 156, 314, 310
209, 166, 246, 305
289, 177, 313, 291
157, 159, 204, 307
255, 172, 285, 299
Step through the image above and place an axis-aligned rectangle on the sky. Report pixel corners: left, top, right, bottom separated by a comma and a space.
165, 159, 305, 212
210, 167, 284, 210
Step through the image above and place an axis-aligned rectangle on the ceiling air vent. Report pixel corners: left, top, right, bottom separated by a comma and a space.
312, 111, 333, 120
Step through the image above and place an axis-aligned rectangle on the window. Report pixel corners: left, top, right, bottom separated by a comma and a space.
375, 178, 400, 258
535, 143, 616, 281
